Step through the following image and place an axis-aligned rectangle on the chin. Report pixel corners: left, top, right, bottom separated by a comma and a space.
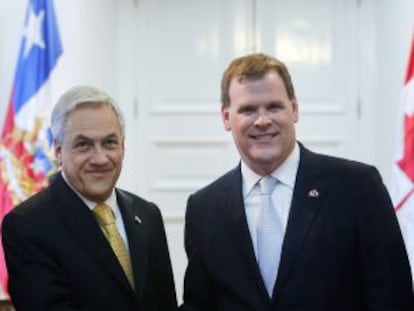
86, 189, 112, 202
251, 151, 279, 162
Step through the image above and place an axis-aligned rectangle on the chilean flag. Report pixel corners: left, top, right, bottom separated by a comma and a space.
0, 0, 62, 297
390, 33, 414, 286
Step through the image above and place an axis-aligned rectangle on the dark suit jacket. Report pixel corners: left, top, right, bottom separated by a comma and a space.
180, 144, 414, 311
1, 172, 177, 311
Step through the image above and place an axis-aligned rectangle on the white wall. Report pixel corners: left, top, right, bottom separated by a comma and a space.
374, 0, 414, 185
0, 0, 26, 125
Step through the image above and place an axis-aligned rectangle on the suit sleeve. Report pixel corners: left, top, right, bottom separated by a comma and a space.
179, 194, 216, 311
357, 167, 414, 310
2, 212, 88, 311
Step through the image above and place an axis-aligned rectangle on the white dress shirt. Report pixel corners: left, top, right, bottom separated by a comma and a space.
242, 143, 300, 257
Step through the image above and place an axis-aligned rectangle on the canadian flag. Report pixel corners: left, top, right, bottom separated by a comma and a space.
390, 33, 414, 284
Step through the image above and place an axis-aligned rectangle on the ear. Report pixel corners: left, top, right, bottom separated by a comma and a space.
121, 138, 125, 156
54, 141, 63, 166
292, 99, 299, 123
221, 106, 231, 131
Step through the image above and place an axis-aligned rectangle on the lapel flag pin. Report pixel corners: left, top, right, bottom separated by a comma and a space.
134, 215, 142, 224
308, 189, 319, 198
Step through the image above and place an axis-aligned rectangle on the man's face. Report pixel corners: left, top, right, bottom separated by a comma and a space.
54, 104, 124, 202
221, 70, 298, 175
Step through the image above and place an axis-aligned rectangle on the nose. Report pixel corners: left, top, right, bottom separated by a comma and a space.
254, 112, 272, 127
90, 146, 109, 164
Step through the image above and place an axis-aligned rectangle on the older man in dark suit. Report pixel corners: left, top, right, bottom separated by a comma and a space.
2, 85, 177, 311
179, 53, 414, 311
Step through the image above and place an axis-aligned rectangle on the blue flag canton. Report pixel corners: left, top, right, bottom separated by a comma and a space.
13, 0, 63, 114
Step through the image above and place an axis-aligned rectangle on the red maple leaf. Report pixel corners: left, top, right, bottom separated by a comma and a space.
398, 114, 414, 182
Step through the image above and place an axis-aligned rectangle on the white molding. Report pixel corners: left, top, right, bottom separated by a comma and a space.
151, 178, 214, 192
152, 103, 219, 115
299, 136, 343, 144
152, 137, 231, 145
299, 102, 344, 114
151, 101, 344, 115
163, 214, 185, 222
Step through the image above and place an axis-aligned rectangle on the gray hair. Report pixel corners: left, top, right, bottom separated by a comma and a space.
50, 85, 125, 143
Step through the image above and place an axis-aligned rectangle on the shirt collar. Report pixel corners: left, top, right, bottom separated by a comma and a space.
61, 171, 117, 214
241, 142, 300, 197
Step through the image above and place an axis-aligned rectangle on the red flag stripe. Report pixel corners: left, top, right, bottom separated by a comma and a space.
405, 34, 414, 84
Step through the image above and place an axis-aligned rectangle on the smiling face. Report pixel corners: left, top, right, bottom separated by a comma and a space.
54, 104, 124, 202
222, 70, 298, 175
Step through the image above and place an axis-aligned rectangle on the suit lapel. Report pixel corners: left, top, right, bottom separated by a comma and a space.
223, 167, 270, 298
52, 173, 136, 297
117, 190, 148, 299
274, 145, 325, 292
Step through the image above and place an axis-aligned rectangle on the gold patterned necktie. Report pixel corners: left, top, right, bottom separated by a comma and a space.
93, 203, 135, 288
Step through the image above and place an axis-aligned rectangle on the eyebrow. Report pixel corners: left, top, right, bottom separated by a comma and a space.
73, 133, 120, 142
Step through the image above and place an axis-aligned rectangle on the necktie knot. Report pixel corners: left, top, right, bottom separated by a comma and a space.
259, 176, 277, 195
93, 203, 115, 225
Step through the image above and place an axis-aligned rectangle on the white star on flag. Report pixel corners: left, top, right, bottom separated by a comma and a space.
23, 6, 46, 58
31, 157, 46, 175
